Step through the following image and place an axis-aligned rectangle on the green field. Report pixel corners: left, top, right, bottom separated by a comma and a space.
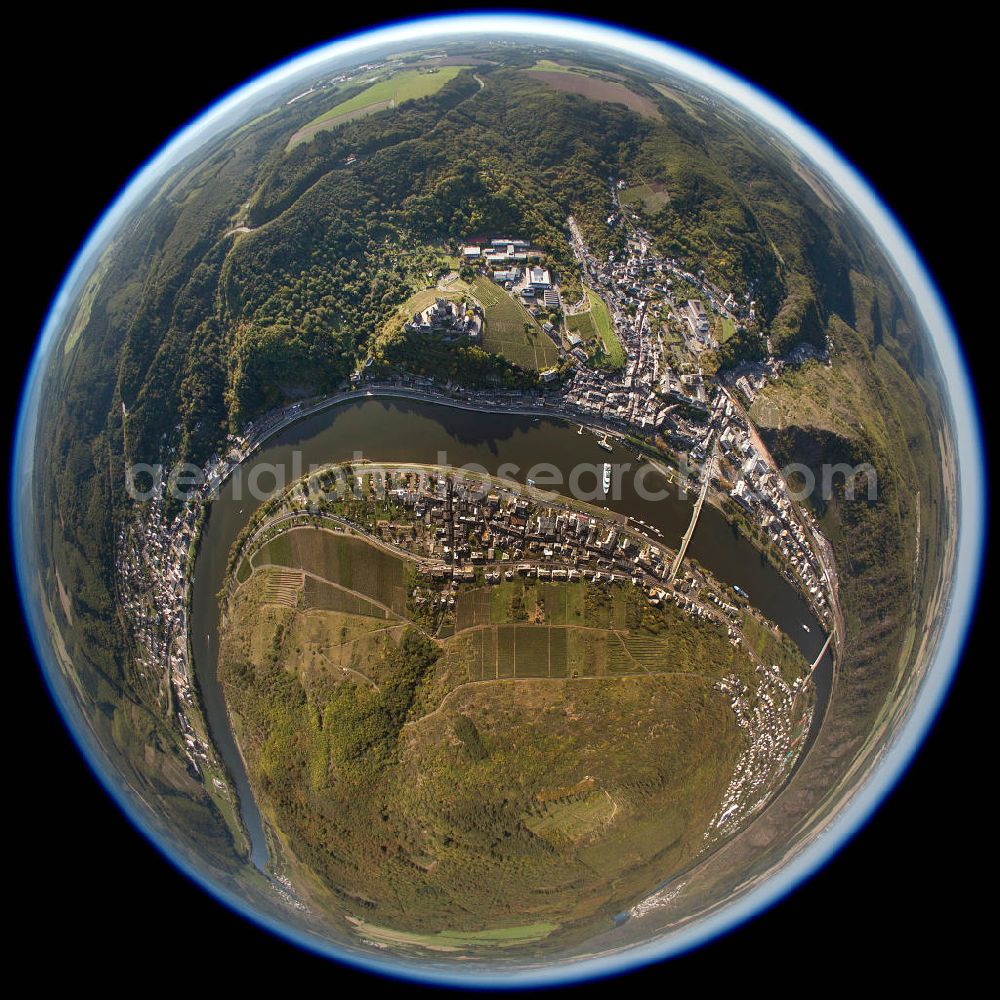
651, 82, 706, 123
471, 276, 560, 371
524, 788, 617, 846
566, 309, 596, 341
349, 917, 557, 951
620, 178, 669, 214
289, 67, 469, 147
567, 288, 624, 368
718, 315, 737, 343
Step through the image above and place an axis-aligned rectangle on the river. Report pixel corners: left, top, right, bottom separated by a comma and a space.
190, 396, 833, 870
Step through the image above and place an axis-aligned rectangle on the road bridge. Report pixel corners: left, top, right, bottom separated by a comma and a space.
809, 630, 834, 673
668, 447, 716, 584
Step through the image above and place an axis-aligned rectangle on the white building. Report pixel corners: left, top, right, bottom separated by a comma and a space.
529, 267, 552, 289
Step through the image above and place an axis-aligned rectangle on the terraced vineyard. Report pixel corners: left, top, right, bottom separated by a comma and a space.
251, 527, 408, 616
566, 288, 625, 368
259, 567, 303, 608
471, 276, 560, 370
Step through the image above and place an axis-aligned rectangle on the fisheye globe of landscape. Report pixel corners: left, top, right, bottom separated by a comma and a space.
13, 12, 983, 988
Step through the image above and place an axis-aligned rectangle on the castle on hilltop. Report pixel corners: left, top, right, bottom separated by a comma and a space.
406, 297, 482, 341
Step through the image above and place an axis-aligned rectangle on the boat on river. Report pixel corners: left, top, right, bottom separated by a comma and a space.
602, 463, 612, 494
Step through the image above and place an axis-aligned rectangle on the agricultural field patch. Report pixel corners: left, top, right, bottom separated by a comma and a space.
566, 309, 596, 341
621, 633, 672, 670
348, 917, 558, 952
256, 567, 302, 608
454, 587, 492, 631
567, 288, 624, 369
445, 621, 701, 686
471, 276, 560, 371
300, 575, 392, 618
288, 66, 470, 147
524, 788, 618, 846
620, 178, 670, 214
548, 626, 568, 677
651, 82, 706, 122
718, 314, 737, 343
525, 69, 661, 120
253, 527, 408, 615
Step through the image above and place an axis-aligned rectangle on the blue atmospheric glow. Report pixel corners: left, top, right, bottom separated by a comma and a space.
12, 11, 985, 989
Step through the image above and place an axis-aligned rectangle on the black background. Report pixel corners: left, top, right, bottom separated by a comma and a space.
7, 5, 987, 990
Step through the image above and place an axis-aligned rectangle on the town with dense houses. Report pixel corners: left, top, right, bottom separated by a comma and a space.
446, 181, 832, 620
234, 462, 745, 636
708, 662, 811, 839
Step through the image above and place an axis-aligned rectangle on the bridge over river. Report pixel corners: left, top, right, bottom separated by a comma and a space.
668, 445, 717, 584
